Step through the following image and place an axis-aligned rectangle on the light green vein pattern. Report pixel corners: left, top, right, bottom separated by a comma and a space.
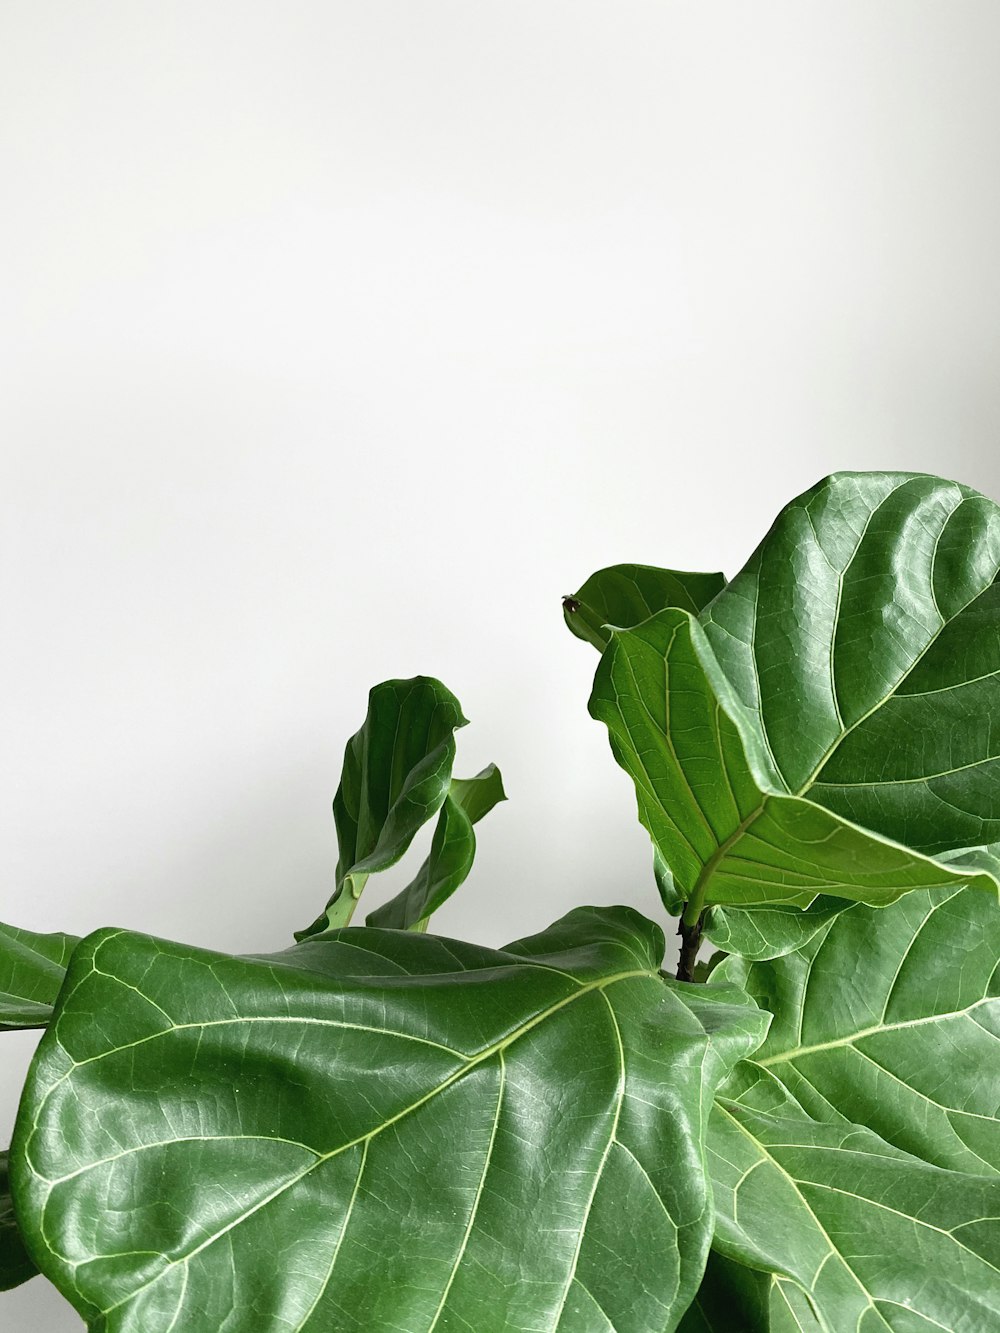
12, 907, 766, 1333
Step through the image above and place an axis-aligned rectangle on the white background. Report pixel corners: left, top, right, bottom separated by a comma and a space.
3, 3, 1000, 1326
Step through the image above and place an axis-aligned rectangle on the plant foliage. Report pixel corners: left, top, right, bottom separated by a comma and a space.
3, 470, 999, 1330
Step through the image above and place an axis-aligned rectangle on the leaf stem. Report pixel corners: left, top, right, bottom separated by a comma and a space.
676, 910, 704, 983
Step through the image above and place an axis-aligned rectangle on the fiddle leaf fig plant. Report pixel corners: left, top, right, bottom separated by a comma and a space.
3, 470, 1000, 1331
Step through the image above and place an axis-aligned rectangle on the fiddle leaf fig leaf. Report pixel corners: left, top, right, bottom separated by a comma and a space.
701, 472, 1000, 857
366, 764, 506, 931
12, 908, 767, 1333
563, 562, 726, 651
1, 1151, 36, 1291
590, 607, 1000, 920
296, 677, 468, 939
706, 1079, 1000, 1332
703, 897, 854, 962
0, 922, 80, 1030
715, 883, 1000, 1174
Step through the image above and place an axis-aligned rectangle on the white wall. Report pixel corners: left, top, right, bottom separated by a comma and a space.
3, 3, 1000, 1325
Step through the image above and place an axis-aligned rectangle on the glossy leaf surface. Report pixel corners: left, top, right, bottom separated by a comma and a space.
564, 563, 726, 651
0, 922, 79, 1030
0, 1151, 36, 1291
297, 677, 467, 937
703, 898, 853, 962
716, 885, 1000, 1175
707, 1079, 1000, 1331
366, 764, 505, 931
14, 908, 766, 1332
590, 608, 999, 919
701, 472, 1000, 856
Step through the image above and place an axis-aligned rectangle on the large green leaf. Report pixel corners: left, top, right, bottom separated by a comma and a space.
701, 472, 1000, 857
715, 884, 1000, 1175
563, 563, 726, 651
13, 908, 767, 1332
1, 1151, 36, 1291
366, 765, 506, 931
0, 922, 80, 1030
707, 1076, 1000, 1331
590, 608, 999, 923
297, 677, 468, 938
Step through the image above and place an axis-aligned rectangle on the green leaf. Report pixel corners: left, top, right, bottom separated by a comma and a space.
564, 562, 726, 651
0, 922, 80, 1030
1, 1151, 36, 1291
707, 1078, 1000, 1332
13, 908, 767, 1332
703, 898, 854, 962
296, 677, 468, 938
715, 884, 1000, 1175
366, 765, 506, 931
701, 472, 1000, 857
590, 607, 1000, 922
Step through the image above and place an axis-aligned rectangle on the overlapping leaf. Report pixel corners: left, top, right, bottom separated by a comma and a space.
715, 884, 1000, 1175
563, 563, 726, 651
701, 472, 1000, 857
0, 1151, 36, 1291
366, 764, 506, 931
590, 608, 999, 921
296, 677, 469, 937
707, 1077, 1000, 1332
0, 922, 79, 1030
577, 473, 1000, 928
13, 907, 766, 1332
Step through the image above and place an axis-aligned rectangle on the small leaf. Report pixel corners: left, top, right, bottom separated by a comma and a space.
296, 677, 468, 938
703, 897, 854, 962
0, 922, 80, 1031
716, 884, 1000, 1174
1, 1151, 36, 1291
563, 562, 726, 651
590, 608, 1000, 920
366, 765, 506, 930
13, 909, 767, 1332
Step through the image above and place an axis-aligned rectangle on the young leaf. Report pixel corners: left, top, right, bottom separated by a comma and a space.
590, 607, 999, 922
13, 908, 767, 1333
715, 884, 1000, 1174
366, 764, 506, 931
296, 677, 468, 938
563, 562, 726, 651
0, 922, 80, 1030
1, 1151, 36, 1291
703, 897, 854, 962
701, 472, 1000, 857
707, 1079, 1000, 1331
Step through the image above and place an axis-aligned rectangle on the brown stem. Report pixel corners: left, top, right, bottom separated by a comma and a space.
676, 910, 704, 983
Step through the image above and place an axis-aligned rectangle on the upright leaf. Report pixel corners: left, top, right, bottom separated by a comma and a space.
701, 472, 1000, 856
564, 563, 726, 651
590, 608, 999, 922
297, 677, 467, 938
716, 884, 1000, 1175
14, 908, 766, 1333
707, 1077, 1000, 1332
1, 1151, 36, 1291
366, 765, 506, 931
0, 922, 79, 1030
